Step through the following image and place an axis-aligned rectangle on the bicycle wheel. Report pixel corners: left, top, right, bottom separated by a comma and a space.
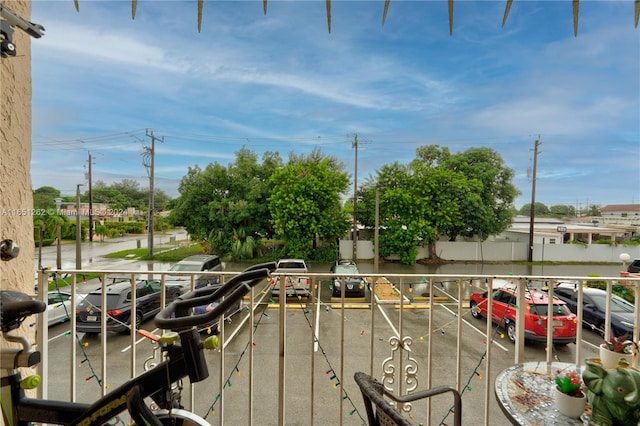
153, 408, 211, 426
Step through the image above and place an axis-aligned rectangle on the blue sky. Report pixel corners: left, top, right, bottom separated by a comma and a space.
29, 1, 639, 210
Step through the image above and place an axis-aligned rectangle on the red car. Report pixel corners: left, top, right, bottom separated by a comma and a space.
469, 283, 577, 345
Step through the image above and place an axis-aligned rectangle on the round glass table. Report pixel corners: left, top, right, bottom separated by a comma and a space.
494, 361, 588, 425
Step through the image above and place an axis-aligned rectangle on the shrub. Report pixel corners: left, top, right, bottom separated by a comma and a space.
309, 246, 339, 262
104, 221, 145, 234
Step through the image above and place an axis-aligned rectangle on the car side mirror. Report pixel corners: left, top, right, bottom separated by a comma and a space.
584, 303, 597, 311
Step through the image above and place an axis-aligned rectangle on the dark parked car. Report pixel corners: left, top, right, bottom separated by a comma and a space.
75, 280, 180, 334
165, 254, 224, 289
552, 285, 635, 338
628, 259, 640, 274
191, 279, 244, 334
330, 261, 366, 298
469, 281, 577, 344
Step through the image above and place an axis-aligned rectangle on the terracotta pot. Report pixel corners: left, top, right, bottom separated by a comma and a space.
599, 344, 637, 369
554, 386, 586, 418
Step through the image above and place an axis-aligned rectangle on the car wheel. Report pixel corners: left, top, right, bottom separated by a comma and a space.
128, 311, 143, 334
169, 290, 181, 302
470, 301, 483, 319
506, 322, 517, 343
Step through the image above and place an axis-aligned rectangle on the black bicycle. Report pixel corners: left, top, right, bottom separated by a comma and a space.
0, 262, 276, 425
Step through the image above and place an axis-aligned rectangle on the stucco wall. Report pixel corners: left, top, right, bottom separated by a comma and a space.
1, 0, 35, 348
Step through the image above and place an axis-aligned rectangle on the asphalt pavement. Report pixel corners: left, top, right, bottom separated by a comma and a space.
35, 229, 190, 271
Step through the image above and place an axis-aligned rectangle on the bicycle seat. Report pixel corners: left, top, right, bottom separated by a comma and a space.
0, 290, 46, 332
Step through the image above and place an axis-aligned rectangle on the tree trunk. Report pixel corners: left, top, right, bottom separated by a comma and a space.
427, 241, 440, 262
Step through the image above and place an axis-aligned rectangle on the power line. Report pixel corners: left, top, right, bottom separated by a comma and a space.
33, 129, 147, 145
33, 128, 548, 155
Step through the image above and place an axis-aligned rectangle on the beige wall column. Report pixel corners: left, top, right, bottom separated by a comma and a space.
0, 0, 35, 347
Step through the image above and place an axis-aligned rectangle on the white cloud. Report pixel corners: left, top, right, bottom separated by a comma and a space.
28, 1, 640, 208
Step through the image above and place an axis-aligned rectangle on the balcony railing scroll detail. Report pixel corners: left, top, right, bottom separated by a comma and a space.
382, 335, 418, 414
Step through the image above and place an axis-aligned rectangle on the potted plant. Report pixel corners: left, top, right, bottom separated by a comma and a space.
599, 334, 638, 369
554, 368, 586, 418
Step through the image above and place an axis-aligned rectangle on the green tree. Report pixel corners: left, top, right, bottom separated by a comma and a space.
550, 204, 576, 218
89, 179, 169, 212
33, 211, 67, 240
370, 161, 470, 263
431, 146, 518, 241
519, 202, 550, 216
91, 181, 131, 210
268, 148, 350, 259
169, 148, 281, 258
586, 204, 602, 217
358, 145, 518, 264
110, 179, 147, 209
33, 186, 61, 210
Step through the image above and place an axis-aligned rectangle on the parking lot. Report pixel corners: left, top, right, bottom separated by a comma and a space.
42, 273, 609, 425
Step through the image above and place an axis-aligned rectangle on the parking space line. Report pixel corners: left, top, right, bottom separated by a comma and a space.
377, 303, 400, 339
223, 283, 273, 349
439, 304, 510, 352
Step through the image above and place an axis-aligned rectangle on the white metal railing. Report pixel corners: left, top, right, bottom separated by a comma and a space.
35, 269, 640, 425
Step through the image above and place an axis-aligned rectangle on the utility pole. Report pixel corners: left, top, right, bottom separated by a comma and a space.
75, 183, 83, 269
88, 152, 94, 241
352, 134, 358, 261
527, 137, 541, 263
144, 129, 163, 258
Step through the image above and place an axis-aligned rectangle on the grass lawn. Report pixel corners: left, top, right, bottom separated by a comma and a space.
46, 272, 103, 291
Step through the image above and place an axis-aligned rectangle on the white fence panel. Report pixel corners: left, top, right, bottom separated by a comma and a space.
340, 240, 640, 263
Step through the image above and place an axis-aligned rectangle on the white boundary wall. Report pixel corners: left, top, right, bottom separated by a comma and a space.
340, 239, 640, 263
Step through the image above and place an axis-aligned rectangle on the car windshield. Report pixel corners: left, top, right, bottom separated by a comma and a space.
48, 293, 69, 304
590, 293, 635, 313
335, 265, 359, 275
278, 261, 305, 269
529, 303, 572, 316
169, 264, 201, 272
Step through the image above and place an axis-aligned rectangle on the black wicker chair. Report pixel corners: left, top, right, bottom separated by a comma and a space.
353, 372, 462, 426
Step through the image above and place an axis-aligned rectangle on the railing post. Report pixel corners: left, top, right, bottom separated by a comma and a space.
36, 269, 48, 399
605, 279, 613, 340
278, 280, 286, 426
514, 279, 525, 364
249, 286, 255, 425
545, 283, 554, 364
575, 280, 585, 366
484, 278, 494, 425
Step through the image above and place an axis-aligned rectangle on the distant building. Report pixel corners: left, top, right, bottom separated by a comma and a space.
496, 216, 630, 244
599, 204, 640, 225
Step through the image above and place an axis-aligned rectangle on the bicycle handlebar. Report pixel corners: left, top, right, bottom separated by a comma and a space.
155, 262, 276, 330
